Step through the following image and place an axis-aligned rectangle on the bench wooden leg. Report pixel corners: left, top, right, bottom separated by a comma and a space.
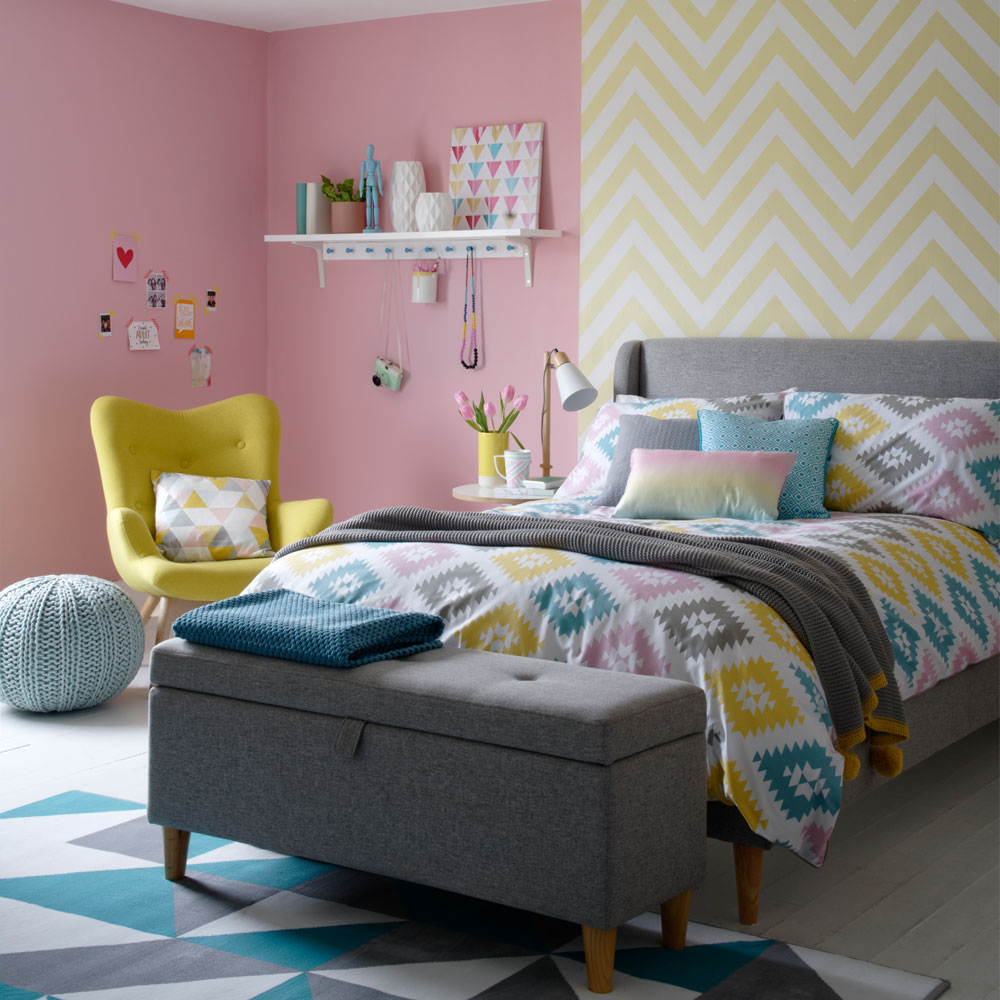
733, 843, 764, 924
163, 827, 191, 881
660, 888, 692, 949
582, 924, 617, 993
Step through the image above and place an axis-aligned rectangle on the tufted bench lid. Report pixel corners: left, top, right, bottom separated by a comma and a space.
150, 640, 705, 765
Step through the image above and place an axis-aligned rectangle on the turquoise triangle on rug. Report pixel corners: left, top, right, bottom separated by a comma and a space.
0, 983, 46, 1000
0, 791, 950, 1000
0, 866, 178, 936
562, 938, 775, 992
190, 856, 338, 891
0, 789, 143, 819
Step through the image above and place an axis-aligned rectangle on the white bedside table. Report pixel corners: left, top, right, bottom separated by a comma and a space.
452, 484, 536, 505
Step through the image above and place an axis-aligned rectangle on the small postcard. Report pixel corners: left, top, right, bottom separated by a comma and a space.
99, 313, 112, 337
128, 318, 160, 351
174, 299, 195, 338
112, 234, 137, 282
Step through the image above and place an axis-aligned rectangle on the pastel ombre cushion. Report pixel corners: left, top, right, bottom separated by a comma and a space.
784, 391, 1000, 545
557, 392, 786, 497
593, 416, 701, 507
699, 410, 839, 519
612, 449, 796, 521
153, 471, 275, 562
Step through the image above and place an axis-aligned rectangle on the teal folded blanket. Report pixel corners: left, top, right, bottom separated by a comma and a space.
173, 589, 444, 667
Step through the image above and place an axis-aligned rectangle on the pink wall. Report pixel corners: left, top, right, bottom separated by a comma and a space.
265, 0, 582, 518
0, 0, 269, 587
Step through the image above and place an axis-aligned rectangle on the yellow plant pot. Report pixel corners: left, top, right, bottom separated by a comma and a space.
477, 432, 509, 488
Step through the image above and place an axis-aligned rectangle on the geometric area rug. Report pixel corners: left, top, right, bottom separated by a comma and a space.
0, 792, 949, 1000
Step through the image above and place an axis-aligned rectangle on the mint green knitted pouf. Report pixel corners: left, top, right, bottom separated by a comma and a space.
0, 575, 144, 712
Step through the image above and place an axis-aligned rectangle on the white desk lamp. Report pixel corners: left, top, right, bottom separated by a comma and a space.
540, 349, 598, 478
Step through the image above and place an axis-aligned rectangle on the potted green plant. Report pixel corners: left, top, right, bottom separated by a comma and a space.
322, 175, 366, 234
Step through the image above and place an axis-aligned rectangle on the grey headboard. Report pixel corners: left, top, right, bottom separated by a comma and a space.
614, 339, 1000, 400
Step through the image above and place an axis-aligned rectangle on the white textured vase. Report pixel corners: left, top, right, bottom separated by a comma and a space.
389, 161, 425, 232
414, 192, 453, 232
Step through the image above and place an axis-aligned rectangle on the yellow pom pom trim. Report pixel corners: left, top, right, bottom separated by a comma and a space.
842, 751, 860, 782
871, 745, 904, 778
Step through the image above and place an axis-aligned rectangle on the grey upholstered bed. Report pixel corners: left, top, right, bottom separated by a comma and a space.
614, 336, 1000, 921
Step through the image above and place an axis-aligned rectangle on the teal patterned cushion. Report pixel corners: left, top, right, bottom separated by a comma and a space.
699, 411, 839, 519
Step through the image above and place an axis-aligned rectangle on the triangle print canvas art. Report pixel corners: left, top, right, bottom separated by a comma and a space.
450, 122, 543, 230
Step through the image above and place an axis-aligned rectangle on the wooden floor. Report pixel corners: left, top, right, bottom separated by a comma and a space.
691, 720, 999, 1000
0, 617, 996, 999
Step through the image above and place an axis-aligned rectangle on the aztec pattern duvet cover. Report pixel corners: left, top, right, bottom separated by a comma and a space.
245, 499, 1000, 866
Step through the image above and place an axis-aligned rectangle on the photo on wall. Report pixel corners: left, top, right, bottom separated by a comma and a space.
146, 271, 167, 309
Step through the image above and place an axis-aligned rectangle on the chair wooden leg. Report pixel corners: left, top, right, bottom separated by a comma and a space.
139, 594, 159, 625
154, 597, 175, 644
581, 924, 617, 994
660, 889, 692, 950
163, 827, 191, 881
733, 843, 764, 924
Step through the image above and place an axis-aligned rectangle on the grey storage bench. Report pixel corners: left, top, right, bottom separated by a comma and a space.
147, 640, 707, 994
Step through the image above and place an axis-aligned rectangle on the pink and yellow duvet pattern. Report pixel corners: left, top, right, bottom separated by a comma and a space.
245, 499, 999, 866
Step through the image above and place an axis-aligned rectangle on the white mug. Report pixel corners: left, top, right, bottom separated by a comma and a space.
494, 449, 531, 489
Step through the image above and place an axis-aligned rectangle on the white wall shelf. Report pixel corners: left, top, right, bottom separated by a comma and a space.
264, 229, 562, 288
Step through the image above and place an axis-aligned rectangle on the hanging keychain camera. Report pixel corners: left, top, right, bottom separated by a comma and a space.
373, 250, 406, 391
459, 247, 479, 370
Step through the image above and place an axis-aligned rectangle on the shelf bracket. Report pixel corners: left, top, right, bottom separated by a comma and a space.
508, 238, 534, 287
292, 241, 327, 288
312, 244, 326, 288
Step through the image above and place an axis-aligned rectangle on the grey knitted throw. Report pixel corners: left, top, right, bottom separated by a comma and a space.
277, 507, 909, 778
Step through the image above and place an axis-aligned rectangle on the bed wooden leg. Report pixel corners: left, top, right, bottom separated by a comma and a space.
582, 924, 617, 993
660, 889, 692, 949
733, 843, 764, 924
163, 827, 191, 881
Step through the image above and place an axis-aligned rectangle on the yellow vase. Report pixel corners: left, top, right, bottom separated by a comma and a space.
477, 431, 509, 487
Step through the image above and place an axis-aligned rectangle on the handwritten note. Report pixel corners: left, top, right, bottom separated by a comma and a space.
128, 319, 160, 351
190, 345, 212, 387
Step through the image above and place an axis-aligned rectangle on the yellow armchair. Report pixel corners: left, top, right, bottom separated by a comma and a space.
90, 393, 333, 639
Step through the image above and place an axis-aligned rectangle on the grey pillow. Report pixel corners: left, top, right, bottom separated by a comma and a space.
593, 415, 701, 506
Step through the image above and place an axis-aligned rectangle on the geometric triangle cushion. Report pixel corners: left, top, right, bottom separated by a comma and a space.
0, 575, 144, 712
152, 471, 274, 562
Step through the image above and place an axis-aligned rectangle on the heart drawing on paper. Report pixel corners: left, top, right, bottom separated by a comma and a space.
116, 247, 134, 269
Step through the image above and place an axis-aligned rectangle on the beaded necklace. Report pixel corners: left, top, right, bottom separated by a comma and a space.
460, 248, 479, 369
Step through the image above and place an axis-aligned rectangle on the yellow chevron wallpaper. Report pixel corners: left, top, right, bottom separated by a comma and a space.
579, 0, 1000, 411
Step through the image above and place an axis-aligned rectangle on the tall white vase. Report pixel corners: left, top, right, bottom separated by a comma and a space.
414, 192, 453, 232
389, 161, 425, 232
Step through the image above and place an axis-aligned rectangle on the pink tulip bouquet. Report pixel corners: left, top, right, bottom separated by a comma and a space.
456, 385, 528, 448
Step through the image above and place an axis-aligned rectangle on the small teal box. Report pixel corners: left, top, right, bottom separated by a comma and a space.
296, 182, 307, 235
